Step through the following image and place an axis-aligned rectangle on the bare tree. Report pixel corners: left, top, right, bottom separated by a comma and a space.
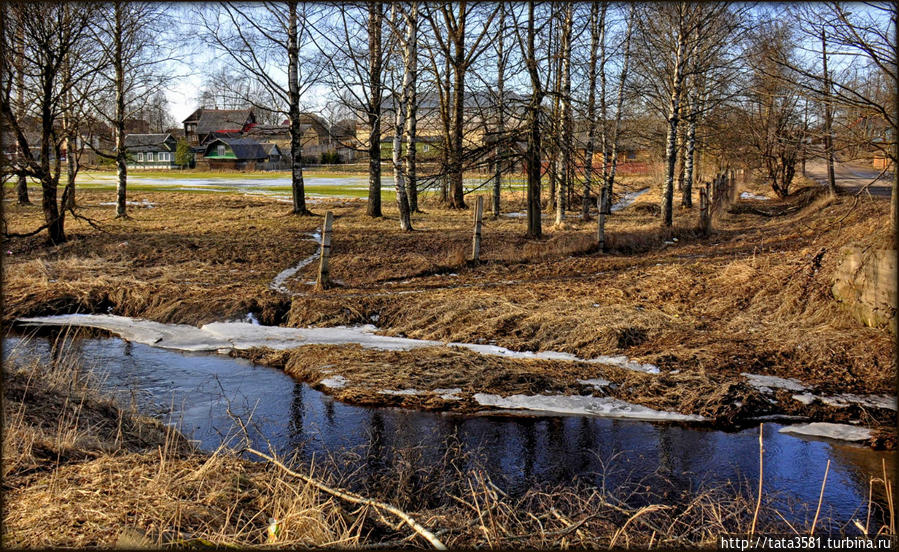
553, 2, 573, 225
423, 1, 499, 209
1, 2, 100, 243
385, 1, 417, 231
198, 1, 325, 216
777, 3, 896, 225
311, 3, 387, 217
89, 2, 178, 219
743, 20, 810, 198
510, 0, 547, 238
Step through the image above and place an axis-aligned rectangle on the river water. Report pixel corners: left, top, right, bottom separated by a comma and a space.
3, 334, 894, 530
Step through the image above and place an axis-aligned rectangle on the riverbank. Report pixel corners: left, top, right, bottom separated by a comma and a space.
2, 174, 895, 436
4, 338, 895, 547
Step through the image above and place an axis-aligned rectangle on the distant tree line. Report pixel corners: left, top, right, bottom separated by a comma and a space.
2, 1, 895, 243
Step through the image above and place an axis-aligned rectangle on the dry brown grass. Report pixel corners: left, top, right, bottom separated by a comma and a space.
3, 339, 895, 547
1, 340, 370, 548
3, 174, 894, 402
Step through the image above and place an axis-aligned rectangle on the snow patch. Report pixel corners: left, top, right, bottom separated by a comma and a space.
320, 375, 348, 389
740, 192, 770, 201
779, 422, 872, 442
474, 393, 704, 422
792, 393, 816, 405
245, 312, 260, 326
17, 315, 665, 375
820, 394, 897, 411
269, 230, 323, 294
610, 188, 650, 212
741, 373, 807, 393
99, 199, 155, 208
578, 377, 611, 389
434, 388, 463, 400
379, 388, 421, 396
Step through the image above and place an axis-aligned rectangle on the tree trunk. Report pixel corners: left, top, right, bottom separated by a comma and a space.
821, 29, 837, 196
367, 2, 383, 217
62, 59, 77, 212
448, 25, 466, 210
14, 12, 30, 205
681, 110, 696, 207
493, 2, 505, 218
392, 3, 414, 231
114, 2, 128, 219
287, 0, 310, 215
606, 5, 633, 208
583, 3, 602, 221
555, 2, 572, 226
524, 0, 542, 238
404, 4, 418, 214
662, 27, 685, 228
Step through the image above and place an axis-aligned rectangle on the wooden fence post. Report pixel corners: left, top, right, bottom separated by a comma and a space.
597, 187, 608, 252
471, 195, 484, 263
699, 186, 710, 235
316, 211, 334, 290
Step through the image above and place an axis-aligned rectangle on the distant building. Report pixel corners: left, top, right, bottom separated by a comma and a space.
182, 108, 256, 147
124, 134, 178, 169
200, 137, 270, 170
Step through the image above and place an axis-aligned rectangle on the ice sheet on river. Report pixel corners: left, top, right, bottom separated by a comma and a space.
16, 314, 659, 373
779, 422, 872, 442
474, 393, 705, 422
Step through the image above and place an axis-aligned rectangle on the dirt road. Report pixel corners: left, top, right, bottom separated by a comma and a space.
805, 159, 892, 198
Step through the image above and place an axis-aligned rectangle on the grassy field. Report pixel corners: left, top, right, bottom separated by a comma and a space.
3, 171, 894, 431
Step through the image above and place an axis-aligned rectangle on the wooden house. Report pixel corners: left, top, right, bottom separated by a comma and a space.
124, 134, 178, 169
182, 108, 256, 147
200, 137, 269, 170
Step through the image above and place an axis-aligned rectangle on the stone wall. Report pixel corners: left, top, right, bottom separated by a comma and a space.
831, 247, 896, 330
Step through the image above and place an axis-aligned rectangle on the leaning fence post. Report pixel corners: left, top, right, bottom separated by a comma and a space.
471, 195, 484, 263
316, 211, 334, 290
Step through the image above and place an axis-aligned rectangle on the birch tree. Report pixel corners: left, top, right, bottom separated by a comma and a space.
91, 2, 176, 219
385, 2, 417, 231
198, 1, 324, 216
553, 2, 573, 225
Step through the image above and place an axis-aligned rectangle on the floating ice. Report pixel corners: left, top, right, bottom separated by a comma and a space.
474, 393, 704, 422
779, 422, 872, 442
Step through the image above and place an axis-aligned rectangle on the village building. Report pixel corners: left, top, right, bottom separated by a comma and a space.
199, 137, 270, 170
182, 108, 256, 148
123, 133, 178, 169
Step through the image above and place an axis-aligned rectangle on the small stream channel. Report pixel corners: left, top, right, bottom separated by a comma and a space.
4, 333, 895, 531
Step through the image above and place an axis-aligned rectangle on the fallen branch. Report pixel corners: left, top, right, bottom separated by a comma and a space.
245, 447, 447, 550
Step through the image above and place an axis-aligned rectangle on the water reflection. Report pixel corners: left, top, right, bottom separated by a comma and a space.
3, 334, 894, 529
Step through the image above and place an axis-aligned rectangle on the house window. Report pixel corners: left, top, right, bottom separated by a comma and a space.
626, 150, 637, 160
137, 153, 144, 162
423, 144, 430, 152
147, 152, 154, 162
217, 145, 225, 157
